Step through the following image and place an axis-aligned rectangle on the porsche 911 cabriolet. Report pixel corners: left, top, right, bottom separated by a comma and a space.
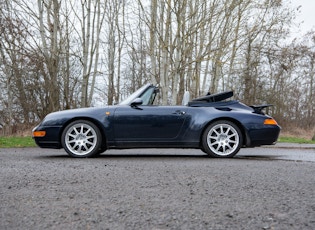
33, 84, 281, 158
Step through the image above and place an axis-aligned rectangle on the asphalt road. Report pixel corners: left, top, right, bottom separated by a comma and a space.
1, 146, 315, 230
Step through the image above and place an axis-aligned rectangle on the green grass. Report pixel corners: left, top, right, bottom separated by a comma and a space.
278, 136, 315, 144
0, 136, 37, 148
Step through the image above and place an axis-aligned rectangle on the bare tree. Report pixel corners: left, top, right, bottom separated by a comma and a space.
37, 0, 61, 111
75, 0, 105, 107
1, 0, 314, 136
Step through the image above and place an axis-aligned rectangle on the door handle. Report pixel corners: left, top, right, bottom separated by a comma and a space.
173, 110, 186, 115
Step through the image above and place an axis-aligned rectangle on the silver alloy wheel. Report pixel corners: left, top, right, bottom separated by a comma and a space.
206, 123, 240, 156
64, 123, 98, 156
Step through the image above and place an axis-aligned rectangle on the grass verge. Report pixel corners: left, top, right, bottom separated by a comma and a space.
278, 136, 315, 144
0, 136, 37, 148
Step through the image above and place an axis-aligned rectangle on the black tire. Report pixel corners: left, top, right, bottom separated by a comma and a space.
96, 145, 107, 156
202, 120, 243, 158
61, 120, 102, 158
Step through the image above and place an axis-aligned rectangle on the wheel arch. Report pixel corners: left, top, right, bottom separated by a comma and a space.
59, 117, 107, 150
199, 117, 249, 148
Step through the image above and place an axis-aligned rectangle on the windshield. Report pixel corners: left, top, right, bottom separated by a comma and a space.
119, 84, 152, 105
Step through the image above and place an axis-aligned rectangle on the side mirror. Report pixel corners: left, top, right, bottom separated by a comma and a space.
130, 98, 143, 108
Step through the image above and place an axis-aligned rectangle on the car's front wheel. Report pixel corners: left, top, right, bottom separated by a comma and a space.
202, 120, 242, 158
61, 120, 102, 158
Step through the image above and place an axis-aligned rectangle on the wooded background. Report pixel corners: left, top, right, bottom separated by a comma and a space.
0, 0, 314, 136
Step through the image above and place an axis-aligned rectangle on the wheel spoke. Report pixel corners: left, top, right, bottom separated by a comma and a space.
229, 140, 237, 144
213, 129, 220, 136
74, 127, 79, 135
79, 125, 84, 134
87, 134, 95, 139
210, 141, 219, 146
81, 143, 88, 150
85, 140, 94, 146
227, 143, 233, 150
68, 133, 76, 138
77, 145, 83, 153
225, 127, 230, 135
72, 142, 79, 149
220, 125, 224, 134
83, 128, 91, 135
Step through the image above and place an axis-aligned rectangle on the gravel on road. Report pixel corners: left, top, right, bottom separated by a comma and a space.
1, 148, 314, 230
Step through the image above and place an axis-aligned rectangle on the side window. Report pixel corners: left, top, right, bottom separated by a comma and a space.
141, 88, 155, 106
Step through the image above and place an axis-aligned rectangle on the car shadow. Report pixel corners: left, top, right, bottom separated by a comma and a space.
35, 152, 279, 161
34, 148, 280, 160
100, 153, 211, 158
36, 154, 210, 159
235, 155, 279, 161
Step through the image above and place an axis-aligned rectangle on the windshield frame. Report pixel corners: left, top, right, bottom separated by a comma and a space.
119, 83, 153, 105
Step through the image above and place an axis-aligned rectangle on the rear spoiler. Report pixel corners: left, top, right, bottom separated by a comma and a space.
250, 104, 273, 115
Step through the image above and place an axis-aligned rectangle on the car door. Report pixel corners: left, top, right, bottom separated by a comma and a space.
113, 105, 187, 142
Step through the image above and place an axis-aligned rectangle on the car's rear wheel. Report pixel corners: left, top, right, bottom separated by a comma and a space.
202, 120, 242, 158
61, 120, 102, 158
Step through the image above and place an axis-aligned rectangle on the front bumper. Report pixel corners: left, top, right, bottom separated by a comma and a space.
32, 126, 62, 149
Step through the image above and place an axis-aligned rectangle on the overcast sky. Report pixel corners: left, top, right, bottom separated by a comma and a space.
292, 0, 315, 34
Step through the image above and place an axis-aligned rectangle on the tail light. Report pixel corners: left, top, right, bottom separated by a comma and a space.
264, 119, 278, 125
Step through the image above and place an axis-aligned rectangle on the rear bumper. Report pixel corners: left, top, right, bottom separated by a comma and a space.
246, 125, 281, 147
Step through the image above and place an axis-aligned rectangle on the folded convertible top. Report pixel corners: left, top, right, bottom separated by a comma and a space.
192, 91, 233, 103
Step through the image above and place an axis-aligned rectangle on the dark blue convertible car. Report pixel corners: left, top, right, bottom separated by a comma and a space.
33, 84, 280, 158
